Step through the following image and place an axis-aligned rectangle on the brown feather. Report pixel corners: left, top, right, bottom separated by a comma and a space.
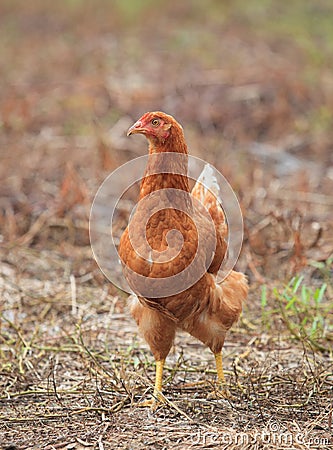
118, 112, 248, 362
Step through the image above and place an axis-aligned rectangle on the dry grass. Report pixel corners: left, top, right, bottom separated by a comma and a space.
1, 245, 332, 449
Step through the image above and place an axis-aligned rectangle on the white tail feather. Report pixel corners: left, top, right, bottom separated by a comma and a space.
196, 163, 220, 200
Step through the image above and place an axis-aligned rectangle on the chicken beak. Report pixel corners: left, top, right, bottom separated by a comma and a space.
127, 120, 145, 136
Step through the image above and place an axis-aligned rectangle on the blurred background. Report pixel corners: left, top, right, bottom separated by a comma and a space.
1, 0, 332, 283
1, 2, 333, 446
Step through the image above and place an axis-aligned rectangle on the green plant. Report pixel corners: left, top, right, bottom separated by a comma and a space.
309, 254, 333, 286
273, 275, 331, 352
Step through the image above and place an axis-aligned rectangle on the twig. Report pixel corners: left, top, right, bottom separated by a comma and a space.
44, 442, 74, 450
70, 274, 77, 316
14, 209, 54, 245
245, 249, 265, 283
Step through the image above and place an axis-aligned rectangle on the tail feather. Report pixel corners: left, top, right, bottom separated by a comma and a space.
191, 164, 227, 239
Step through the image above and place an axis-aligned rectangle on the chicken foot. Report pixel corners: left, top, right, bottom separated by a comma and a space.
137, 359, 165, 408
211, 351, 231, 399
214, 352, 225, 384
182, 353, 228, 393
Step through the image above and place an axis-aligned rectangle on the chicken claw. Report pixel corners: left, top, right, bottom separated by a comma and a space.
211, 352, 233, 399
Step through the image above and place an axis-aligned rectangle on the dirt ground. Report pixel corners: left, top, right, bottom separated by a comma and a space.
0, 1, 332, 449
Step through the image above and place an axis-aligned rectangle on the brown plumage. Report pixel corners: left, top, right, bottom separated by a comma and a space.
118, 111, 248, 405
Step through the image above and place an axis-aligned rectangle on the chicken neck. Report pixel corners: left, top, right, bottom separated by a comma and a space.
140, 133, 190, 198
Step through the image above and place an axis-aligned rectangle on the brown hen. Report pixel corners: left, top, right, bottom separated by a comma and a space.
118, 111, 248, 405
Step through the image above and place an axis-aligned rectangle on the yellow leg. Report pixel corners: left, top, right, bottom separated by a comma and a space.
153, 359, 165, 400
214, 352, 225, 384
137, 359, 165, 408
211, 352, 231, 399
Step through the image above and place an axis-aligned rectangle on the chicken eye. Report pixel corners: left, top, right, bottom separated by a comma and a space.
151, 119, 160, 127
